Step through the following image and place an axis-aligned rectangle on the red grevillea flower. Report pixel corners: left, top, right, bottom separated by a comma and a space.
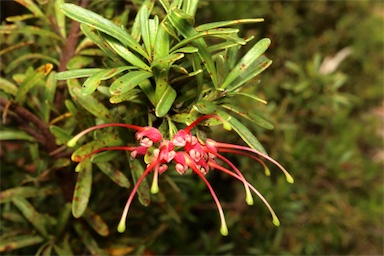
68, 115, 293, 236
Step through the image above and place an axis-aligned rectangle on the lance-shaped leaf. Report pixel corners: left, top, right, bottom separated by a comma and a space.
0, 130, 35, 142
168, 9, 218, 88
153, 22, 169, 61
15, 0, 47, 22
208, 36, 253, 53
154, 69, 176, 117
5, 53, 59, 73
220, 104, 274, 130
138, 79, 155, 105
71, 133, 123, 162
151, 53, 184, 68
80, 24, 124, 64
60, 3, 148, 59
43, 72, 58, 122
54, 0, 66, 38
109, 70, 152, 95
217, 110, 267, 155
68, 79, 113, 123
15, 63, 53, 105
73, 222, 105, 256
193, 100, 217, 115
170, 28, 239, 53
0, 78, 18, 95
195, 18, 264, 31
0, 186, 60, 204
128, 156, 150, 206
96, 162, 130, 188
109, 88, 141, 104
0, 25, 62, 40
72, 159, 92, 218
82, 207, 110, 237
55, 68, 104, 80
50, 125, 73, 145
221, 38, 271, 89
81, 67, 135, 95
228, 91, 267, 105
226, 55, 272, 92
139, 0, 154, 58
55, 202, 71, 236
12, 197, 49, 238
0, 235, 44, 252
104, 35, 151, 71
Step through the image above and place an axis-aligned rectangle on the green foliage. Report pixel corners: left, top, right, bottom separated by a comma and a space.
1, 0, 382, 255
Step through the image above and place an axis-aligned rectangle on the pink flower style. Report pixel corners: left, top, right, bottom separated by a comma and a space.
68, 115, 294, 236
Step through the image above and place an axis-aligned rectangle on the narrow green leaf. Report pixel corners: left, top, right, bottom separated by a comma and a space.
91, 150, 120, 163
139, 0, 154, 58
182, 0, 198, 16
109, 89, 141, 104
73, 222, 105, 256
80, 24, 125, 64
66, 55, 94, 69
55, 203, 71, 236
81, 67, 134, 95
227, 55, 272, 92
208, 36, 253, 53
0, 187, 60, 204
154, 69, 175, 117
12, 197, 49, 237
15, 63, 53, 104
71, 133, 123, 162
54, 0, 66, 38
0, 235, 44, 252
0, 25, 62, 40
221, 104, 274, 130
195, 18, 264, 32
5, 14, 35, 22
171, 46, 198, 54
82, 207, 110, 237
72, 159, 92, 218
218, 111, 267, 155
170, 28, 239, 53
155, 85, 176, 117
104, 35, 151, 71
60, 3, 148, 59
153, 23, 170, 62
68, 79, 113, 122
193, 100, 217, 114
54, 68, 104, 80
96, 162, 130, 188
138, 79, 155, 105
151, 53, 184, 68
0, 130, 35, 142
168, 9, 218, 88
109, 70, 152, 95
50, 125, 73, 145
221, 38, 271, 89
15, 0, 47, 21
5, 53, 59, 73
0, 78, 18, 96
43, 72, 58, 122
128, 157, 150, 206
216, 54, 227, 87
232, 91, 267, 104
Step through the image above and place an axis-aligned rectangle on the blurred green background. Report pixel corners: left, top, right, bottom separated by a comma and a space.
1, 1, 383, 255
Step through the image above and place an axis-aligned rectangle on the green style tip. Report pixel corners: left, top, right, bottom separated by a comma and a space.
67, 138, 78, 147
286, 174, 294, 184
117, 221, 126, 233
246, 193, 254, 206
220, 224, 229, 236
272, 215, 280, 226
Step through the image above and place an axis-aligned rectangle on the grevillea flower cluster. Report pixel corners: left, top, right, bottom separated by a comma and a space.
68, 115, 294, 236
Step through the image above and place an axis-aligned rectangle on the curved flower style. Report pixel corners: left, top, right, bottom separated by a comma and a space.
68, 115, 293, 236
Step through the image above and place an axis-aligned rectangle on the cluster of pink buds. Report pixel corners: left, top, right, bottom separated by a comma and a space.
68, 115, 293, 236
